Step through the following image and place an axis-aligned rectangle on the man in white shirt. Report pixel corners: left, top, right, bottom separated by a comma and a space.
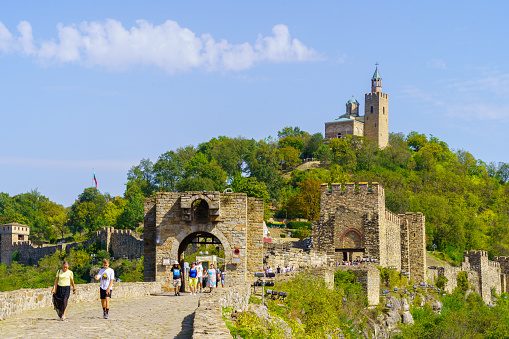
94, 258, 115, 319
196, 260, 204, 293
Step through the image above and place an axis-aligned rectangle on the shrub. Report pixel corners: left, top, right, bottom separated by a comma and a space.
286, 221, 311, 229
436, 275, 448, 291
280, 234, 286, 238
292, 229, 311, 240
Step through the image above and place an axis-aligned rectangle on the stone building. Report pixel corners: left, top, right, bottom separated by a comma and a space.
143, 191, 264, 288
325, 66, 389, 149
312, 182, 427, 283
0, 223, 30, 265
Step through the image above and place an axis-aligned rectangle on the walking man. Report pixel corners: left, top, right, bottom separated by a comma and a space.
94, 258, 114, 319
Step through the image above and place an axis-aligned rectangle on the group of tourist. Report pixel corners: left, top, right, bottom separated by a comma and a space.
51, 258, 114, 321
169, 259, 225, 296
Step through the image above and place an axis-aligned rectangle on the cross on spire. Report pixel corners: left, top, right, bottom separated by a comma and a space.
375, 62, 379, 67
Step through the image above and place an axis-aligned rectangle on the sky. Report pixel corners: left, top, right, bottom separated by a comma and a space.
0, 1, 508, 206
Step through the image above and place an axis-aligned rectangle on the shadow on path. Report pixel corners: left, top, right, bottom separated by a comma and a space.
175, 312, 195, 339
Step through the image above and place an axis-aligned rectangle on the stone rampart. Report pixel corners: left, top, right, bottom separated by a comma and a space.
192, 284, 251, 339
0, 281, 162, 321
1, 227, 143, 267
263, 245, 330, 269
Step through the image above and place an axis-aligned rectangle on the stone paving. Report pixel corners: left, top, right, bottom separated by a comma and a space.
0, 291, 200, 339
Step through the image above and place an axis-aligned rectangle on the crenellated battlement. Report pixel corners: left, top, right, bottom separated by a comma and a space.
385, 210, 400, 223
322, 182, 383, 196
365, 92, 389, 100
494, 257, 509, 262
469, 250, 490, 258
488, 261, 500, 269
10, 241, 34, 249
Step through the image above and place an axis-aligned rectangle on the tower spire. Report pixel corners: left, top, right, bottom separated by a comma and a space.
371, 64, 382, 92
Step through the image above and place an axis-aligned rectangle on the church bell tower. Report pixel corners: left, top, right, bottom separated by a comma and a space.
364, 65, 389, 148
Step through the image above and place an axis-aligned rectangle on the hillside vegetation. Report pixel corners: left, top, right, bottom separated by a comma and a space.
1, 126, 508, 263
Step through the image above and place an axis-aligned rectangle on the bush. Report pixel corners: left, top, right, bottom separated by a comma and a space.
436, 275, 448, 291
286, 221, 311, 230
280, 234, 286, 238
292, 229, 311, 240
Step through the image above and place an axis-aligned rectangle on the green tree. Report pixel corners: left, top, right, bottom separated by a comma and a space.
286, 178, 322, 221
406, 131, 428, 151
277, 126, 303, 139
127, 158, 157, 197
279, 146, 302, 169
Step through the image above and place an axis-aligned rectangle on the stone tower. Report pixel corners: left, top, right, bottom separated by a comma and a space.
0, 223, 30, 265
364, 67, 389, 149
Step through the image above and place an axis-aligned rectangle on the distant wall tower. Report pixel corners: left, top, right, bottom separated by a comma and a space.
364, 66, 389, 149
0, 223, 30, 265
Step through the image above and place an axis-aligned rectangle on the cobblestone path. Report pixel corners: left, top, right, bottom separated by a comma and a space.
0, 292, 200, 338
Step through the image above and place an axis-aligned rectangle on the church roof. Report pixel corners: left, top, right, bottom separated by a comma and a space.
372, 67, 382, 80
326, 117, 364, 124
347, 97, 359, 105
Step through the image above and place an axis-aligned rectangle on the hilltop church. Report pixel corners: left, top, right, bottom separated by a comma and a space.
325, 66, 389, 149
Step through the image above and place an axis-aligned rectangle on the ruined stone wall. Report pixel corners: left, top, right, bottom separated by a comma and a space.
0, 281, 162, 321
435, 264, 480, 295
263, 247, 329, 269
246, 198, 264, 281
405, 213, 426, 283
110, 228, 143, 259
469, 250, 501, 304
335, 264, 380, 306
384, 211, 401, 268
494, 256, 509, 293
2, 227, 143, 267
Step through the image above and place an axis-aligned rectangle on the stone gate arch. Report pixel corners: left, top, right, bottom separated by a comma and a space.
144, 191, 264, 287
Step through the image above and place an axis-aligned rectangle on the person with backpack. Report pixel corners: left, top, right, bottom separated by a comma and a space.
170, 261, 183, 296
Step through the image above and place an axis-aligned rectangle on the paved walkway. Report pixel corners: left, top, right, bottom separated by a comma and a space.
0, 292, 200, 339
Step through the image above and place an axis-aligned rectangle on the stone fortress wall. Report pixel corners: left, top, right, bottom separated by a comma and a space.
312, 182, 427, 283
0, 225, 143, 266
429, 251, 506, 304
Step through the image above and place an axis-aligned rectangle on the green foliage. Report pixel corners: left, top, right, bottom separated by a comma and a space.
378, 267, 406, 288
435, 275, 448, 291
291, 229, 311, 240
456, 271, 469, 293
286, 221, 311, 229
0, 249, 143, 292
396, 290, 509, 338
280, 234, 286, 238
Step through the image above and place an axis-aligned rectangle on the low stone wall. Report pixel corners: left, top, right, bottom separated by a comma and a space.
193, 284, 251, 339
335, 264, 380, 306
0, 281, 162, 321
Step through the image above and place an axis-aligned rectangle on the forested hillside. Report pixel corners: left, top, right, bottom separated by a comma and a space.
1, 127, 508, 261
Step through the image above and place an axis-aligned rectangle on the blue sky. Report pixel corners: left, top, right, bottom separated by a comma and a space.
1, 1, 508, 206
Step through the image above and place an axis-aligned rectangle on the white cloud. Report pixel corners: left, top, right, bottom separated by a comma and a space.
0, 19, 320, 73
426, 58, 446, 69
